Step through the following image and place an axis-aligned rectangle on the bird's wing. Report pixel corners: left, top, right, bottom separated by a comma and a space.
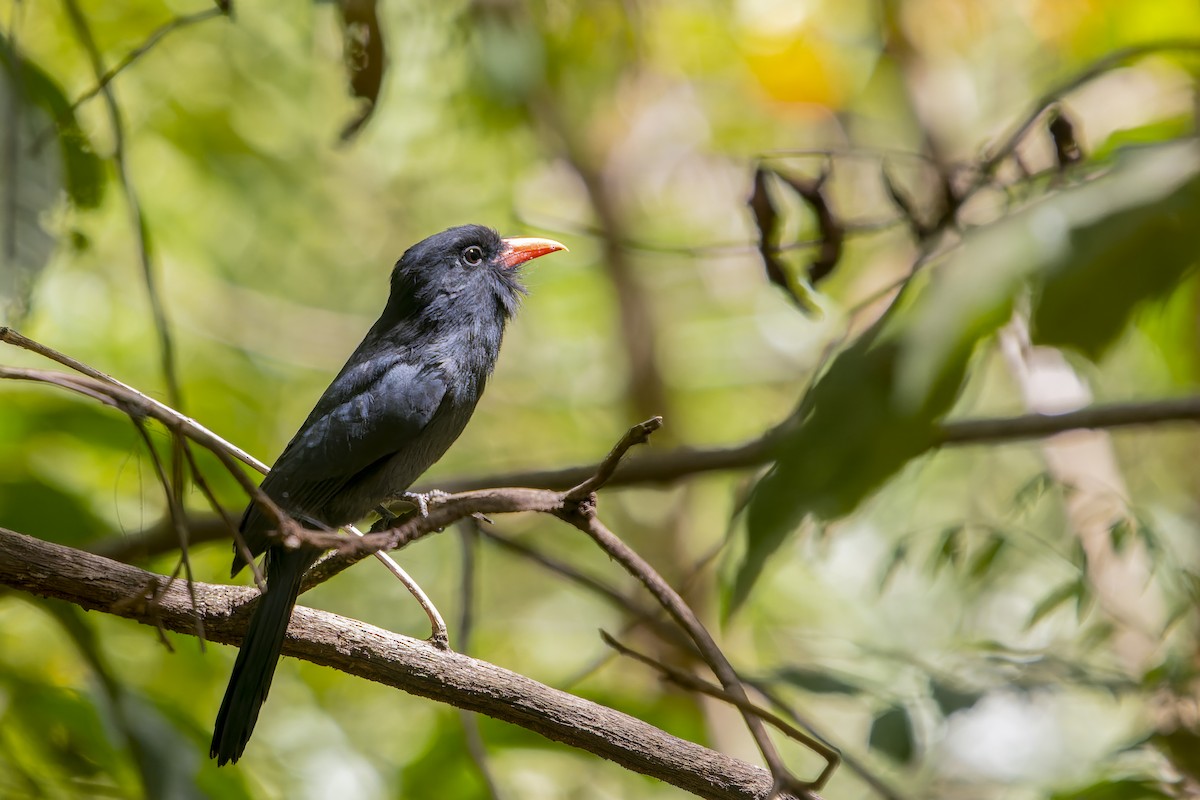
233, 357, 448, 572
275, 355, 449, 484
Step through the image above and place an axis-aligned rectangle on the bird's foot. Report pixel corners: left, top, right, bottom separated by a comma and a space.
401, 489, 451, 518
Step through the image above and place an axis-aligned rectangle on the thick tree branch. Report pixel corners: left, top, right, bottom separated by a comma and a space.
0, 527, 814, 800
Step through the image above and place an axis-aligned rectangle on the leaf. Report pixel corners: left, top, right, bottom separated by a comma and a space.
774, 666, 862, 695
929, 679, 981, 717
1134, 515, 1161, 563
737, 333, 957, 609
877, 541, 908, 593
0, 34, 104, 209
748, 166, 821, 312
1078, 621, 1114, 652
1050, 778, 1173, 800
967, 532, 1007, 579
1108, 517, 1133, 554
1090, 116, 1194, 163
0, 35, 105, 320
1070, 538, 1090, 573
1026, 579, 1084, 629
735, 138, 1200, 610
929, 524, 964, 575
1031, 144, 1200, 359
1154, 728, 1200, 782
338, 0, 386, 140
1013, 471, 1054, 511
0, 478, 112, 547
1075, 578, 1094, 621
773, 168, 844, 286
868, 705, 915, 764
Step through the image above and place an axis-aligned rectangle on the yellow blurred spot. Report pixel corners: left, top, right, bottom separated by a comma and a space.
742, 34, 845, 108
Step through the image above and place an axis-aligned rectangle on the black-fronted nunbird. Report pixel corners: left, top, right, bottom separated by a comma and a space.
210, 225, 566, 765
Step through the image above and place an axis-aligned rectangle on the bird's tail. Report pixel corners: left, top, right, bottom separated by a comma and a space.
210, 547, 312, 765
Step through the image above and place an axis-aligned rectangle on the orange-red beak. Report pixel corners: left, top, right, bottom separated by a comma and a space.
498, 236, 568, 269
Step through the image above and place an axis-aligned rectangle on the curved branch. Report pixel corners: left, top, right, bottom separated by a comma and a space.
0, 526, 814, 800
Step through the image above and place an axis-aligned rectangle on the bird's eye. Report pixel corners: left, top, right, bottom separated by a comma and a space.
462, 245, 485, 266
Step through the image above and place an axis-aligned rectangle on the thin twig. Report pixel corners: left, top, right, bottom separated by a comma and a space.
344, 521, 449, 647
61, 0, 184, 410
565, 416, 663, 500
427, 396, 1200, 494
515, 209, 901, 258
179, 442, 265, 590
130, 419, 205, 644
69, 9, 224, 119
0, 363, 293, 525
457, 522, 505, 800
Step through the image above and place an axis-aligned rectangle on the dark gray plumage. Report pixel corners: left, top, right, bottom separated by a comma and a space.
210, 225, 565, 765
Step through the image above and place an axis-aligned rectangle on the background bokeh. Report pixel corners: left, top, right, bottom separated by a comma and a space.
3, 1, 1200, 798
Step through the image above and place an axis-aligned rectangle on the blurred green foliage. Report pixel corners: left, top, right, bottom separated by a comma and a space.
3, 0, 1200, 798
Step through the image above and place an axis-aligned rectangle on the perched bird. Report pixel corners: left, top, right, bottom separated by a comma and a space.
210, 225, 566, 765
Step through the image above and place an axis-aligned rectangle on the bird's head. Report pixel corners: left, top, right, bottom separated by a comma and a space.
389, 225, 566, 323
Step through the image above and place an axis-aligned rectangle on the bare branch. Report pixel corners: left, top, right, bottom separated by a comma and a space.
935, 397, 1200, 445
429, 397, 1200, 493
565, 416, 663, 500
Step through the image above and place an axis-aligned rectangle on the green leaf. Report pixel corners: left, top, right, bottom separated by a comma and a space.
735, 142, 1200, 608
737, 332, 959, 609
1050, 778, 1173, 800
929, 524, 965, 575
1013, 471, 1054, 511
967, 533, 1007, 579
1031, 144, 1200, 359
1076, 578, 1094, 621
774, 666, 862, 695
1108, 517, 1133, 554
1026, 579, 1084, 629
1154, 728, 1200, 782
929, 679, 981, 717
1070, 538, 1090, 573
0, 34, 105, 319
868, 705, 915, 764
1090, 116, 1194, 163
0, 478, 112, 547
0, 34, 105, 209
877, 541, 908, 593
1134, 515, 1162, 563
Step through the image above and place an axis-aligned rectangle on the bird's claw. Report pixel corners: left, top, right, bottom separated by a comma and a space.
401, 489, 450, 518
